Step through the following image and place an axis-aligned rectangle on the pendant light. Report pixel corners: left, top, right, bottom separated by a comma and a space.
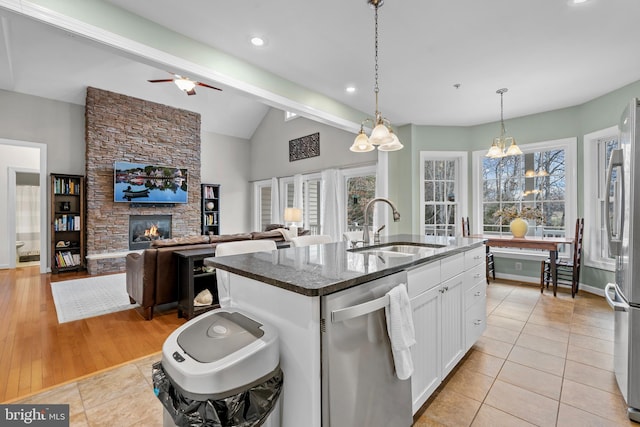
350, 0, 403, 153
486, 88, 522, 158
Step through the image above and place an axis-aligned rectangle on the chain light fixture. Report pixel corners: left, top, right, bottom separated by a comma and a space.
485, 88, 522, 158
350, 0, 403, 153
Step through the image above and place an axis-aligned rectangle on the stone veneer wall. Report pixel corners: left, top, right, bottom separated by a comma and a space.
85, 87, 201, 275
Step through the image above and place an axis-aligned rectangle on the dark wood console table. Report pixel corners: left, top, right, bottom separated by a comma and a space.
174, 248, 219, 320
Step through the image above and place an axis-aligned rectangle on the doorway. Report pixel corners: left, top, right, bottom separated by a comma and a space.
3, 139, 48, 273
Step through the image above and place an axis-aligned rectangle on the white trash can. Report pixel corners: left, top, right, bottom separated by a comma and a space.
153, 308, 282, 427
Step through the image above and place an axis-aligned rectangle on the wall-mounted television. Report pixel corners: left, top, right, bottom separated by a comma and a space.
114, 161, 188, 204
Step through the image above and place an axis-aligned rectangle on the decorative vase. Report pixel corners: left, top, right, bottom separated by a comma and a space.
206, 201, 214, 210
510, 217, 529, 238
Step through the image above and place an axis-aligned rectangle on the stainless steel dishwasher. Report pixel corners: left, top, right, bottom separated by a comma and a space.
321, 271, 412, 426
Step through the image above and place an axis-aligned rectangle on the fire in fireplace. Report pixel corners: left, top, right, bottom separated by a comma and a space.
129, 215, 172, 250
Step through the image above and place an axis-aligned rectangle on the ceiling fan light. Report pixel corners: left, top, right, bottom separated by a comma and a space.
350, 131, 375, 152
174, 78, 196, 92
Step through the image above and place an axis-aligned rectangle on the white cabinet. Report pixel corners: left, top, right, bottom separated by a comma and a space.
440, 273, 465, 377
408, 247, 486, 415
410, 281, 441, 413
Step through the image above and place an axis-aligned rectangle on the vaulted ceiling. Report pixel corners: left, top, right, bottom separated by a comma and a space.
2, 0, 640, 139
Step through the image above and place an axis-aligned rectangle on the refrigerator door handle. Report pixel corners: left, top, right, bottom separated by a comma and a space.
605, 149, 624, 256
605, 283, 629, 312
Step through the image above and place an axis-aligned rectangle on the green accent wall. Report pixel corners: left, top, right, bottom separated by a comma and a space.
391, 80, 640, 290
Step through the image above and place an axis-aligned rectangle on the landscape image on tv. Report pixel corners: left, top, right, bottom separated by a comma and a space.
114, 161, 188, 203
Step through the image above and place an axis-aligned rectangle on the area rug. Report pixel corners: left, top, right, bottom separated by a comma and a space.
51, 273, 138, 323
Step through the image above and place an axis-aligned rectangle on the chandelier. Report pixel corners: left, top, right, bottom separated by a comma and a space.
485, 88, 522, 158
350, 0, 403, 153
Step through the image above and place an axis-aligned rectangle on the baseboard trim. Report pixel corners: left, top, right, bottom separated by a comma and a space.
492, 273, 603, 296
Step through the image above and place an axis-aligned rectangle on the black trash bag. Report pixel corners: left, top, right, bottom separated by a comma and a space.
153, 362, 283, 427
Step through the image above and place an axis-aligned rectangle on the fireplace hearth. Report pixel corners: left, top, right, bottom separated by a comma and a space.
129, 215, 172, 250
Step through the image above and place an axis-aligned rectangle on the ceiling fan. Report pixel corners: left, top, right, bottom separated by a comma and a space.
148, 73, 222, 96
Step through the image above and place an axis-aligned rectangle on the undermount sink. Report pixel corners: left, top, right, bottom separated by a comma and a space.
349, 242, 445, 258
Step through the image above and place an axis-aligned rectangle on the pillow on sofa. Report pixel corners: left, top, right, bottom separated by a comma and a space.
265, 224, 287, 231
151, 235, 210, 248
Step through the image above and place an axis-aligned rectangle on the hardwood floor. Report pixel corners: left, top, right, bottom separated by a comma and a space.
0, 266, 185, 403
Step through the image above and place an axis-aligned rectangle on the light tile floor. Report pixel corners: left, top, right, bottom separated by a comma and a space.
12, 281, 634, 426
415, 281, 634, 427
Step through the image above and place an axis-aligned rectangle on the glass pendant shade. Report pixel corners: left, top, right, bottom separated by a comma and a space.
485, 139, 505, 158
350, 131, 375, 152
378, 130, 404, 151
369, 123, 394, 145
504, 137, 523, 156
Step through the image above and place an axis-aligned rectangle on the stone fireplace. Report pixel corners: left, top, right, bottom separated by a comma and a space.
129, 215, 172, 250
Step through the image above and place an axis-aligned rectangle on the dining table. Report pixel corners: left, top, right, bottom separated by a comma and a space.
473, 234, 574, 296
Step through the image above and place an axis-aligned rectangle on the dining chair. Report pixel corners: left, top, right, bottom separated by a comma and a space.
291, 234, 333, 247
540, 218, 584, 298
462, 216, 495, 284
206, 239, 277, 307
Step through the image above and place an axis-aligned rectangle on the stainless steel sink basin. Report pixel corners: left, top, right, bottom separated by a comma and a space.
349, 242, 445, 258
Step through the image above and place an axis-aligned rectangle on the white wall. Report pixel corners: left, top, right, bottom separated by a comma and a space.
250, 108, 376, 181
201, 131, 252, 234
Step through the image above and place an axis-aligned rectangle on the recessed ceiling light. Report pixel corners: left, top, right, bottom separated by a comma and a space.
346, 86, 356, 93
571, 0, 588, 4
250, 37, 265, 47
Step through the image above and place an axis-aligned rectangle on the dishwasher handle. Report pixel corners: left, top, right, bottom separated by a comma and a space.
331, 294, 390, 323
605, 283, 629, 312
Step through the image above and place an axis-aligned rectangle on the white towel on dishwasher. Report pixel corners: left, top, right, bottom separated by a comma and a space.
385, 283, 416, 380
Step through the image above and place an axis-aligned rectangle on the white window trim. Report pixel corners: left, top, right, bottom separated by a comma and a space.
472, 137, 577, 255
252, 179, 272, 231
419, 151, 468, 236
583, 126, 617, 271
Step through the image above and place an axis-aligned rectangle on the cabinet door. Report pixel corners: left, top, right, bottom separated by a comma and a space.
440, 274, 465, 378
410, 285, 441, 414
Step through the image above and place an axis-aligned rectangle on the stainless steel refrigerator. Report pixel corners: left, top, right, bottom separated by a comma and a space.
605, 97, 640, 422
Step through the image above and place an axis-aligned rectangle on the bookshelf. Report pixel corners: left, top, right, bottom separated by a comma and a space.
51, 173, 85, 273
201, 184, 220, 236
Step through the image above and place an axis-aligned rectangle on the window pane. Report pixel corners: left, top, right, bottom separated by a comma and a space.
347, 175, 376, 230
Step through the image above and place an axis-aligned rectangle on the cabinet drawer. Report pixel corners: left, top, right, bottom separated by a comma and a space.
465, 296, 487, 351
441, 253, 464, 282
465, 281, 487, 310
464, 263, 486, 291
465, 246, 486, 269
407, 261, 440, 298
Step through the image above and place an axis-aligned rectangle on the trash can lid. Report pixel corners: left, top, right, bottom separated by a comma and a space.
177, 311, 264, 363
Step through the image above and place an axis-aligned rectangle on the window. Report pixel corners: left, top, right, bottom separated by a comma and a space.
473, 138, 577, 252
584, 126, 617, 270
253, 180, 273, 231
420, 152, 467, 237
281, 174, 322, 234
343, 166, 377, 232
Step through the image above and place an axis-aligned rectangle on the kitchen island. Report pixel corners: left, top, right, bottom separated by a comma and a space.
206, 234, 486, 426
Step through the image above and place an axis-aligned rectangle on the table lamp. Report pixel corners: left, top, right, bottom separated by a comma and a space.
284, 207, 302, 237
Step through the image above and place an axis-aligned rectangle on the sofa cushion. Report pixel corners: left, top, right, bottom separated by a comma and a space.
251, 229, 287, 241
151, 235, 210, 247
209, 233, 253, 243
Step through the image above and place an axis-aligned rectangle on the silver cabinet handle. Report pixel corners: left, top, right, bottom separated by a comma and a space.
474, 291, 481, 296
474, 273, 482, 279
474, 320, 483, 326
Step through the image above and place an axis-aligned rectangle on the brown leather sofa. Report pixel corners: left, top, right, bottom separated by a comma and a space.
125, 230, 290, 320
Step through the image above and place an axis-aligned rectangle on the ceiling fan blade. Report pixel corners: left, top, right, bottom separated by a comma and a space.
186, 89, 197, 96
196, 82, 223, 91
147, 79, 174, 83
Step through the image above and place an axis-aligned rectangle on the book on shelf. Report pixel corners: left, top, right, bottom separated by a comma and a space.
204, 186, 217, 199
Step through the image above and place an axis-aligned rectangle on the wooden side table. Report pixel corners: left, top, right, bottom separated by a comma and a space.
174, 248, 219, 319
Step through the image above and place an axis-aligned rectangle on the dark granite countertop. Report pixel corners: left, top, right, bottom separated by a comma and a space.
206, 234, 486, 296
